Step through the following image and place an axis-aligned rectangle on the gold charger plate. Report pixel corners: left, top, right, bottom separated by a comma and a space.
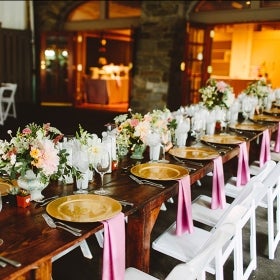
130, 163, 188, 181
0, 181, 12, 196
264, 108, 280, 115
201, 134, 245, 145
46, 194, 122, 223
229, 122, 266, 131
250, 114, 280, 122
168, 146, 219, 160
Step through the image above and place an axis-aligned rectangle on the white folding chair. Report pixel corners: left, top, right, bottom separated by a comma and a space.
257, 162, 280, 259
0, 83, 17, 122
125, 223, 236, 280
192, 160, 276, 228
224, 160, 276, 200
51, 239, 93, 262
151, 182, 258, 280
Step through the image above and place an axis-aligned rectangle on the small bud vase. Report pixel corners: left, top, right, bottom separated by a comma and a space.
130, 143, 146, 160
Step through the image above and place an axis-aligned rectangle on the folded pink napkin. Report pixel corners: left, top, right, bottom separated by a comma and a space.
176, 175, 194, 235
274, 122, 280, 153
211, 156, 226, 209
236, 142, 250, 187
101, 212, 125, 280
259, 129, 271, 167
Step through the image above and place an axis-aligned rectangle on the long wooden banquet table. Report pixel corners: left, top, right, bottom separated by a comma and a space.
0, 120, 279, 280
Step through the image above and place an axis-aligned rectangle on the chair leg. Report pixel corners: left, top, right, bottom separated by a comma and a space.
267, 189, 275, 259
233, 228, 243, 280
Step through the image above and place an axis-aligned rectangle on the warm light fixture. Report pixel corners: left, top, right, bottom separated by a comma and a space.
197, 52, 203, 61
77, 35, 83, 43
62, 50, 68, 57
101, 38, 107, 46
77, 64, 82, 71
44, 49, 55, 59
180, 62, 185, 71
231, 1, 243, 9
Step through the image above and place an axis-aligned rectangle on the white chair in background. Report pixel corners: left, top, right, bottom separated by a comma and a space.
0, 83, 17, 123
223, 160, 276, 201
192, 160, 280, 262
151, 181, 258, 280
125, 223, 236, 280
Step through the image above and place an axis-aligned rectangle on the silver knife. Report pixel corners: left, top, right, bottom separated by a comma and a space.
0, 256, 21, 267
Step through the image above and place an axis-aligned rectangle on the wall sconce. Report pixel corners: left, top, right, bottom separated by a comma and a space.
180, 62, 185, 71
77, 64, 83, 71
210, 30, 215, 38
207, 65, 213, 74
77, 35, 83, 43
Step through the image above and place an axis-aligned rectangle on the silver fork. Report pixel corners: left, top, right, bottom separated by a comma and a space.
129, 174, 165, 188
42, 214, 82, 236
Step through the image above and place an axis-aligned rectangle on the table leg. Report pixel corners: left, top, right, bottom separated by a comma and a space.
126, 201, 162, 273
34, 259, 52, 280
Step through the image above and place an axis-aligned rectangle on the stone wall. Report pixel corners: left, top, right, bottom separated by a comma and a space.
131, 1, 187, 113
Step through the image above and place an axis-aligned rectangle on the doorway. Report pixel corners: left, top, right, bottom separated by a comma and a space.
40, 32, 76, 105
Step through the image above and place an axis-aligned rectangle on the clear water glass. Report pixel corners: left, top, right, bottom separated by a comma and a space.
94, 152, 111, 195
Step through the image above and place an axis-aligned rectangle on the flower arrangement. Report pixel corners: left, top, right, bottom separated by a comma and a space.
113, 109, 145, 151
199, 78, 235, 110
113, 108, 176, 153
74, 124, 102, 168
0, 122, 73, 184
244, 78, 272, 99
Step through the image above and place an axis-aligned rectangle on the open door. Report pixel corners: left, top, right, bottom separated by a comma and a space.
40, 32, 76, 105
182, 22, 213, 105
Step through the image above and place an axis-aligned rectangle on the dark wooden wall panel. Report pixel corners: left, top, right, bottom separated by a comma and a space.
0, 28, 33, 103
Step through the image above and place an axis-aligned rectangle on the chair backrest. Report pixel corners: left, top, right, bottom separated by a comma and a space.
251, 160, 276, 183
214, 181, 263, 229
0, 83, 17, 121
261, 161, 280, 193
1, 83, 17, 100
249, 160, 277, 205
166, 223, 236, 280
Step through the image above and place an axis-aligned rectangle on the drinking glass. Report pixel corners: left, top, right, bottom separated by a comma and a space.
222, 109, 231, 134
94, 151, 111, 195
74, 170, 89, 194
192, 117, 204, 145
160, 130, 171, 163
242, 97, 253, 122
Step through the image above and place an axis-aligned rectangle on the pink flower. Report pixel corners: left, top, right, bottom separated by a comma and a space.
22, 128, 32, 134
36, 139, 59, 175
216, 81, 227, 93
130, 118, 139, 127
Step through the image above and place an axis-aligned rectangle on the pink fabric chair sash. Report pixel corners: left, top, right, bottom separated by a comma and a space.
274, 122, 280, 153
101, 212, 125, 280
259, 129, 271, 167
236, 142, 250, 187
176, 175, 194, 235
211, 156, 226, 209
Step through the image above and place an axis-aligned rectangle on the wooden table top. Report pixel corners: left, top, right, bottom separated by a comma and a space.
0, 121, 277, 280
